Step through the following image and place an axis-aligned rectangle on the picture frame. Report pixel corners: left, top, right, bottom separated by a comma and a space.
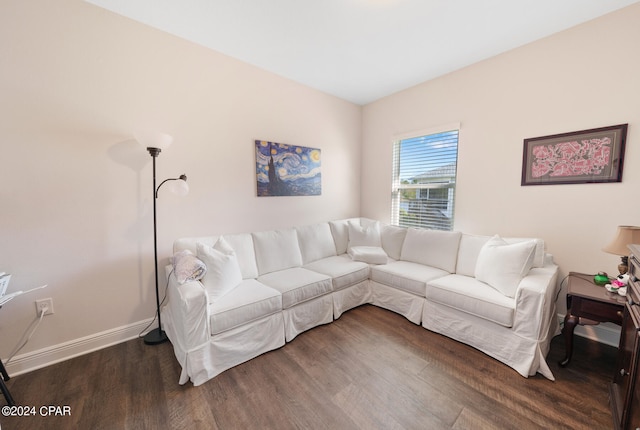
255, 140, 322, 196
521, 124, 628, 186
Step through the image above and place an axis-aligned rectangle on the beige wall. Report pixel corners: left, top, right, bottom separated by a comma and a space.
0, 0, 361, 371
362, 3, 640, 314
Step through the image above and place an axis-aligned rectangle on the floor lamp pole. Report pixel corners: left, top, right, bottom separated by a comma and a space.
144, 147, 168, 345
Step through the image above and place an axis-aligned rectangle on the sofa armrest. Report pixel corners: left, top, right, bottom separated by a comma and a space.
165, 272, 210, 352
512, 260, 559, 339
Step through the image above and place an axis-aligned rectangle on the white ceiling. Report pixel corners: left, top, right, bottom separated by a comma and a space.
86, 0, 639, 105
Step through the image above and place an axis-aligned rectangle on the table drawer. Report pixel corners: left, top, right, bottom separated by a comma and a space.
574, 297, 624, 323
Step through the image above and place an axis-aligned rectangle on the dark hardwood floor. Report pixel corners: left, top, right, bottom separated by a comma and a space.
2, 305, 617, 429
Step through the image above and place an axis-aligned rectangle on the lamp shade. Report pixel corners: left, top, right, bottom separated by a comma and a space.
603, 226, 640, 256
134, 130, 173, 150
172, 175, 189, 196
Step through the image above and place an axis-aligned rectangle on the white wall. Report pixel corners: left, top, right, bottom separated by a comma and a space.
0, 0, 361, 373
362, 3, 640, 316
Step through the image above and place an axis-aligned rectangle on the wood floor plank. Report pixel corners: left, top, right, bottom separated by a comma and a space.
1, 305, 617, 429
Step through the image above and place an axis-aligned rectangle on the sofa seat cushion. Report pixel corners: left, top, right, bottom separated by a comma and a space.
257, 267, 333, 309
425, 274, 515, 328
209, 279, 283, 335
370, 261, 449, 297
304, 255, 370, 291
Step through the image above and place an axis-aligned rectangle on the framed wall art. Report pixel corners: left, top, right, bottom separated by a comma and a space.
255, 140, 321, 196
521, 124, 628, 186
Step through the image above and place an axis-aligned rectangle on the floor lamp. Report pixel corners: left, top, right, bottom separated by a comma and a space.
137, 132, 189, 345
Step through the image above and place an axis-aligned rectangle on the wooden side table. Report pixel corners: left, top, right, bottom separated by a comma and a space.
559, 272, 626, 367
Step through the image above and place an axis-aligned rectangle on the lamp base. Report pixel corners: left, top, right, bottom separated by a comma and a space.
618, 256, 629, 276
143, 328, 169, 345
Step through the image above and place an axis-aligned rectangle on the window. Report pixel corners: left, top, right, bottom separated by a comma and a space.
391, 127, 459, 231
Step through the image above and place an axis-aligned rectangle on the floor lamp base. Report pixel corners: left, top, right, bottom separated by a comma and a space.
144, 328, 169, 345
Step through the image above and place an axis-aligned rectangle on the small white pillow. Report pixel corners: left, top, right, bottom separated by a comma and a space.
196, 237, 243, 301
347, 220, 381, 251
348, 246, 388, 264
475, 235, 536, 298
171, 249, 207, 284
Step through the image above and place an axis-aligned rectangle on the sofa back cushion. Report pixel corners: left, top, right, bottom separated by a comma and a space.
347, 220, 382, 251
456, 234, 491, 277
296, 222, 337, 264
252, 228, 303, 275
329, 218, 360, 255
381, 224, 407, 260
174, 234, 258, 280
400, 228, 461, 273
456, 234, 546, 277
221, 233, 259, 279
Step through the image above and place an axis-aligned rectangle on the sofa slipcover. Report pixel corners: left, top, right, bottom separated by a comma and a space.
162, 218, 559, 386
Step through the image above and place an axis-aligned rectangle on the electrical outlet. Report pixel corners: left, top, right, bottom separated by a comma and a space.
35, 298, 54, 316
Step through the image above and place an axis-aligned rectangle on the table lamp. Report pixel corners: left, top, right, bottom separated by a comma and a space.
603, 225, 640, 275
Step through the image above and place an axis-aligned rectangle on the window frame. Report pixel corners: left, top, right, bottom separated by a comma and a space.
391, 124, 460, 231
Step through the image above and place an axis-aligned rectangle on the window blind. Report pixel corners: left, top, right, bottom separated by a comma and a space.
391, 129, 459, 231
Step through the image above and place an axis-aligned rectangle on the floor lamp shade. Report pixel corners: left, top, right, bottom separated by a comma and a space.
134, 130, 173, 151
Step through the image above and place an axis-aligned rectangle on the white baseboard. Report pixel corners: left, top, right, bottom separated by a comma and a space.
557, 313, 621, 348
4, 318, 154, 376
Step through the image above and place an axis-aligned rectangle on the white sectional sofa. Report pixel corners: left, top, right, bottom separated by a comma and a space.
162, 218, 559, 386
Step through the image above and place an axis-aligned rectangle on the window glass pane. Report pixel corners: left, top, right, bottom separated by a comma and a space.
392, 129, 458, 231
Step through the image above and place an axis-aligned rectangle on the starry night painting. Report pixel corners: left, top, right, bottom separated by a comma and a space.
255, 140, 321, 197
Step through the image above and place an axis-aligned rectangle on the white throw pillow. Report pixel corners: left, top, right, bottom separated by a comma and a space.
347, 220, 381, 251
196, 238, 243, 301
348, 246, 388, 264
475, 235, 536, 298
505, 237, 546, 268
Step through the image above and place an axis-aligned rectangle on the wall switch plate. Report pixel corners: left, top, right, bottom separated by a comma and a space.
35, 298, 54, 316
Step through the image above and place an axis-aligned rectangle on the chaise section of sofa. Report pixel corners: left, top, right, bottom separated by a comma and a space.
163, 233, 286, 386
422, 234, 559, 379
161, 218, 560, 386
